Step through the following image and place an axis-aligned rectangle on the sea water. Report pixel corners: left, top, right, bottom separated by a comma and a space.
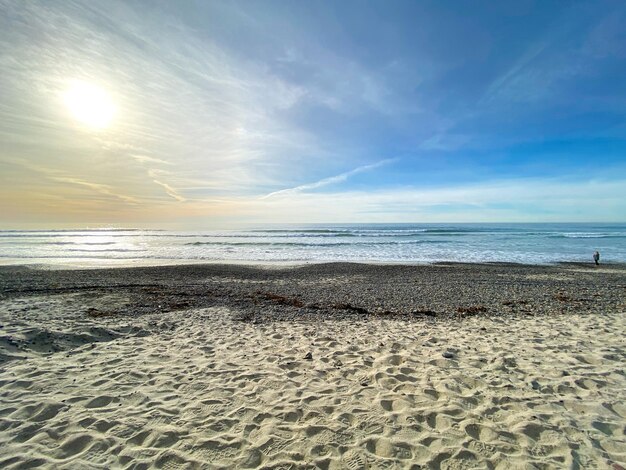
1, 223, 625, 267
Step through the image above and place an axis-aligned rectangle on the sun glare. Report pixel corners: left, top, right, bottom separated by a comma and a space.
63, 81, 116, 130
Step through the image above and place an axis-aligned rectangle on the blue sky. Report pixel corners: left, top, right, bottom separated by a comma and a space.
0, 0, 625, 227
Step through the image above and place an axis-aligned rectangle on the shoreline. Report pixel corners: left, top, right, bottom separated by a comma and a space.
2, 258, 626, 271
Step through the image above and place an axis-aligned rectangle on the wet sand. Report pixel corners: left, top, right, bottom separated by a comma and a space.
0, 263, 625, 469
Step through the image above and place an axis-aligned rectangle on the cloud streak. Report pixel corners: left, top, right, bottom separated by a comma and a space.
50, 176, 141, 205
262, 158, 397, 199
130, 154, 173, 166
151, 179, 186, 202
3, 158, 141, 205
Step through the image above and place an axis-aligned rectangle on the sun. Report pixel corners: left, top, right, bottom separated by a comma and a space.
63, 80, 116, 130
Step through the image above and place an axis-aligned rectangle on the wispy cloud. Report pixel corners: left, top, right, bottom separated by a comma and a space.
50, 176, 141, 204
261, 158, 397, 199
4, 158, 141, 205
130, 154, 173, 166
480, 41, 549, 105
147, 169, 186, 202
245, 176, 626, 223
151, 179, 186, 202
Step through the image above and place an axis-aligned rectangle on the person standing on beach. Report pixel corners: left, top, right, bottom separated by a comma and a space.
593, 251, 600, 265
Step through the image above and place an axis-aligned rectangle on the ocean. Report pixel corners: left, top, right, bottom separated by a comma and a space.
1, 223, 625, 267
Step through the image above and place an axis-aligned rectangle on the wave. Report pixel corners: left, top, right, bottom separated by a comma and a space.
185, 240, 451, 247
251, 228, 487, 235
0, 233, 145, 238
252, 229, 352, 234
0, 229, 145, 233
549, 233, 626, 239
3, 226, 624, 239
45, 241, 118, 245
253, 228, 508, 234
0, 241, 119, 245
0, 254, 146, 260
66, 248, 146, 252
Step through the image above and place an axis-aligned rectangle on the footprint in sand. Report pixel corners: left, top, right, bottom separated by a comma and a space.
57, 434, 94, 459
464, 422, 500, 442
154, 451, 195, 470
380, 398, 411, 413
341, 449, 369, 470
82, 440, 113, 465
365, 437, 414, 460
84, 395, 116, 409
28, 402, 66, 422
356, 418, 385, 436
310, 444, 335, 458
192, 439, 241, 463
256, 435, 292, 456
591, 420, 622, 437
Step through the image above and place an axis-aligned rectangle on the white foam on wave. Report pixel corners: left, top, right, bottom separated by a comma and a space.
1, 224, 626, 266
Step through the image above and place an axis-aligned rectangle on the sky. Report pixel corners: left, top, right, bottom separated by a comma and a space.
0, 0, 625, 228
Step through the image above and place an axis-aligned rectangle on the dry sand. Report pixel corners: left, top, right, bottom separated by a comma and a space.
0, 264, 625, 469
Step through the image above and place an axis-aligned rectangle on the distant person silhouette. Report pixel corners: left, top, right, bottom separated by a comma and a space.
593, 251, 600, 265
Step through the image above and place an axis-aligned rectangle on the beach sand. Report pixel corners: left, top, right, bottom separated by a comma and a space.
0, 263, 625, 469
